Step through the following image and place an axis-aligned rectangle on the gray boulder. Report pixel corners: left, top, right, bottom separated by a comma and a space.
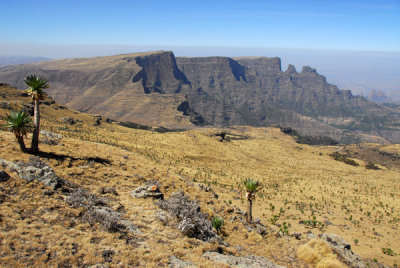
17, 156, 64, 189
157, 190, 216, 242
169, 256, 194, 267
131, 180, 163, 199
40, 131, 63, 145
203, 252, 285, 268
0, 157, 63, 189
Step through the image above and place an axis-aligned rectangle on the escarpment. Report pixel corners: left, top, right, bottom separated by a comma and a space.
0, 50, 399, 143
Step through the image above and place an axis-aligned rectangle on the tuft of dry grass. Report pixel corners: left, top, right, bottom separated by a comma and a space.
297, 239, 345, 268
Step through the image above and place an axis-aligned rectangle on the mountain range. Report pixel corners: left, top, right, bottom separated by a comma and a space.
0, 55, 49, 67
0, 50, 399, 143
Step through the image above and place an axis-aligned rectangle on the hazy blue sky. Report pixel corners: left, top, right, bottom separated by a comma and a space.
1, 0, 400, 55
1, 0, 400, 100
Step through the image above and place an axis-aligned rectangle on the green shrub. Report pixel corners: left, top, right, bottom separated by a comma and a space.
211, 216, 224, 233
382, 247, 397, 256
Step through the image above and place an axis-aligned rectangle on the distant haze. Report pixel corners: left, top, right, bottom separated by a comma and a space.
1, 43, 399, 103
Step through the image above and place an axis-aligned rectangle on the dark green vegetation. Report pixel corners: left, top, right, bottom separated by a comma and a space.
1, 110, 32, 152
211, 216, 224, 233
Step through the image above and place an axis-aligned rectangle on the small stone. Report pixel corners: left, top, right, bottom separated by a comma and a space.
292, 232, 302, 240
102, 249, 114, 263
103, 187, 117, 195
0, 170, 10, 182
60, 117, 76, 125
0, 102, 11, 109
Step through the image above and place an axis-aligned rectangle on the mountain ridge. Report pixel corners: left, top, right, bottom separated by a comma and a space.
0, 50, 399, 143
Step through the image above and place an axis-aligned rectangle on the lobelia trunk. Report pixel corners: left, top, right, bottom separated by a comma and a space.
30, 99, 40, 154
17, 135, 27, 153
247, 198, 253, 223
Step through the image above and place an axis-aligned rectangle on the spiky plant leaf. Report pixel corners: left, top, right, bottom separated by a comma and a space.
2, 110, 33, 138
24, 75, 49, 100
243, 178, 259, 193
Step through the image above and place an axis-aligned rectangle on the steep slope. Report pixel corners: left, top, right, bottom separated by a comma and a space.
0, 51, 192, 128
0, 51, 399, 143
177, 56, 400, 143
1, 84, 399, 267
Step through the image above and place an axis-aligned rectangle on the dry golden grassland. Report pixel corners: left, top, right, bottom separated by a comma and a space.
1, 85, 399, 267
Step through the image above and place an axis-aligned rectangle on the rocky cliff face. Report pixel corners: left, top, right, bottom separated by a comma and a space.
0, 51, 399, 143
132, 52, 190, 94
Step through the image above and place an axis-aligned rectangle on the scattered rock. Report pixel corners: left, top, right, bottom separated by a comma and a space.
198, 183, 213, 192
102, 249, 114, 263
104, 187, 117, 195
54, 105, 67, 110
0, 170, 10, 182
98, 187, 118, 195
157, 190, 217, 242
84, 207, 125, 232
40, 131, 62, 140
40, 131, 62, 145
16, 156, 64, 189
0, 101, 11, 109
121, 220, 142, 234
93, 114, 102, 126
155, 211, 172, 225
169, 256, 194, 267
0, 194, 5, 204
134, 174, 144, 180
131, 180, 163, 199
22, 103, 34, 116
88, 264, 109, 268
203, 252, 285, 268
60, 117, 76, 125
67, 188, 126, 232
0, 158, 23, 173
239, 216, 269, 236
41, 100, 56, 105
319, 234, 368, 268
44, 190, 54, 196
292, 232, 302, 240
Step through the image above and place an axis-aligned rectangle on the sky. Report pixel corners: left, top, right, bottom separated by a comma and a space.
1, 0, 399, 55
1, 0, 400, 100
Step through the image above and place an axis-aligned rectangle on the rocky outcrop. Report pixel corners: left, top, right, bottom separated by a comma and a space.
0, 156, 64, 189
157, 190, 217, 242
133, 51, 190, 94
319, 234, 368, 268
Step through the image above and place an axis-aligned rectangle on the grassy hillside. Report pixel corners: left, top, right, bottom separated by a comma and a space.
1, 84, 399, 267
